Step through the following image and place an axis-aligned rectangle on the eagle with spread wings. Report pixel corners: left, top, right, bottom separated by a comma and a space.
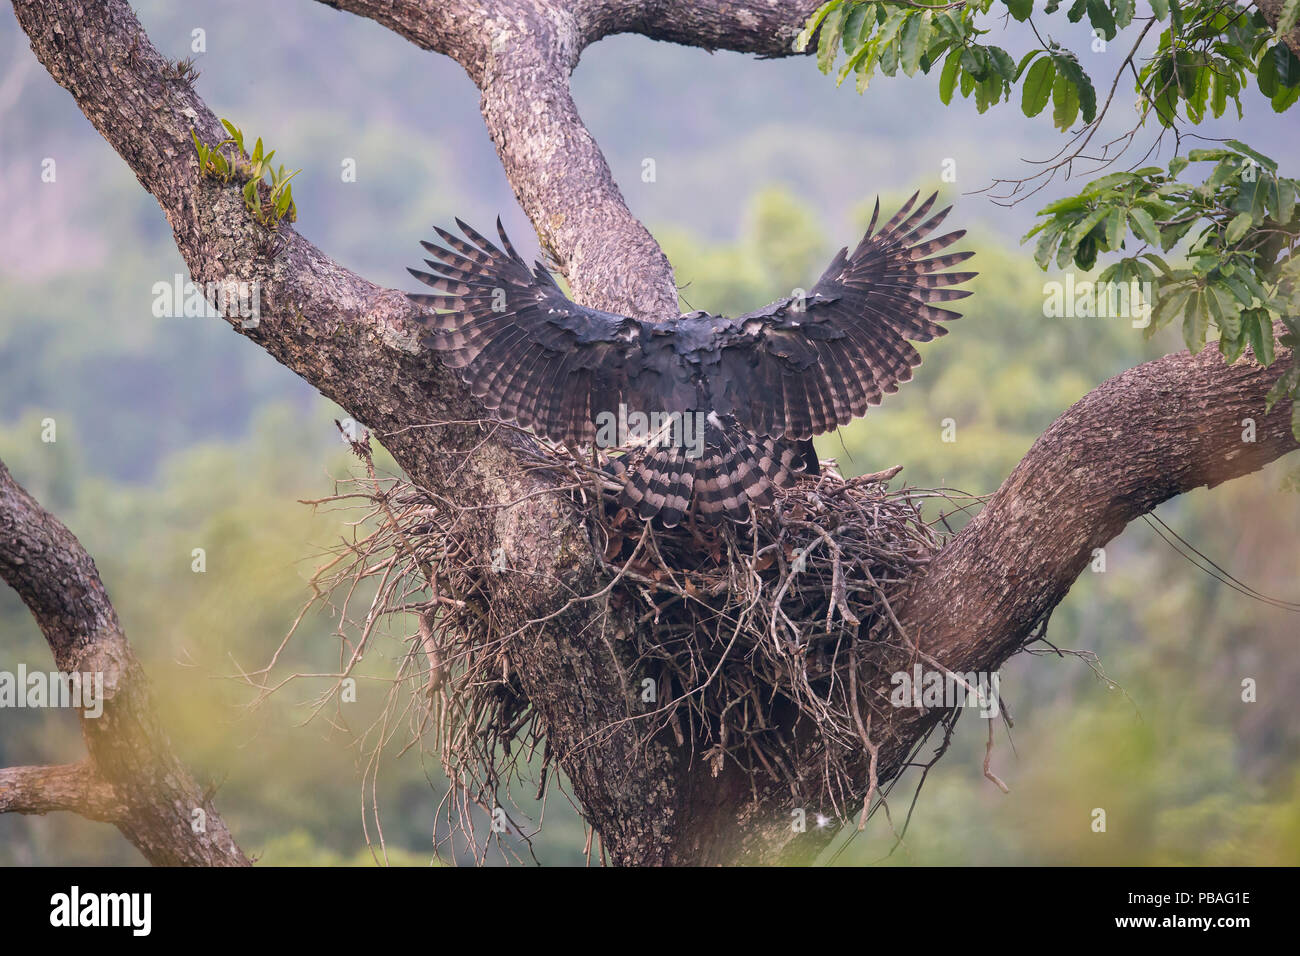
407, 192, 974, 527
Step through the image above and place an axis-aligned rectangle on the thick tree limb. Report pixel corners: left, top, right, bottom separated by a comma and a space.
8, 0, 562, 601
314, 0, 818, 316
578, 0, 822, 53
0, 459, 249, 865
316, 0, 818, 60
879, 337, 1299, 781
473, 4, 681, 317
10, 0, 1297, 866
671, 337, 1298, 864
0, 762, 121, 821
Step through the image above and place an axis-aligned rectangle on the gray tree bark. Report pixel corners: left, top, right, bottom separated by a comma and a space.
4, 0, 1296, 865
0, 461, 249, 865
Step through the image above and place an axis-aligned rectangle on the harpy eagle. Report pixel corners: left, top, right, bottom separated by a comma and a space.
407, 192, 974, 527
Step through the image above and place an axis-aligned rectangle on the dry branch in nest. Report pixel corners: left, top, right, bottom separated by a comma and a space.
270, 425, 983, 861
582, 461, 965, 826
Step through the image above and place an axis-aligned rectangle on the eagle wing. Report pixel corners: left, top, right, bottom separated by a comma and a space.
709, 191, 976, 441
407, 218, 657, 446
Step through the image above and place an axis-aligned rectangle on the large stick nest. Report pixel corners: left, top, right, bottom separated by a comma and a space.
283, 431, 973, 860
583, 462, 958, 821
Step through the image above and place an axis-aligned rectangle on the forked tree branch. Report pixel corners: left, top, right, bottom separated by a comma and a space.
314, 0, 819, 316
0, 459, 249, 865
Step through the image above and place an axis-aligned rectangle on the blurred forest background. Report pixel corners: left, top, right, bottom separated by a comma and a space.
0, 0, 1297, 865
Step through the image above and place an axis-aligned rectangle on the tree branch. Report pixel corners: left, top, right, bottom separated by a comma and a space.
876, 337, 1298, 778
0, 459, 250, 865
700, 338, 1298, 864
0, 762, 122, 821
313, 0, 818, 316
579, 0, 822, 54
10, 0, 561, 527
911, 336, 1297, 660
473, 2, 681, 316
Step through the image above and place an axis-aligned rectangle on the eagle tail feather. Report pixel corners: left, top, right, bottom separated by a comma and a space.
619, 446, 695, 528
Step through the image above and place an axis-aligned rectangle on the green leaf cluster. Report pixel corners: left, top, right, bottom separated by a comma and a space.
799, 0, 1020, 112
1025, 144, 1300, 434
1140, 7, 1300, 125
191, 119, 300, 228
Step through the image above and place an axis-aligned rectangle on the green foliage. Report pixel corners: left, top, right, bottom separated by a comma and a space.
803, 0, 1300, 435
1025, 143, 1300, 435
256, 830, 439, 866
192, 119, 300, 228
799, 0, 1108, 128
1139, 7, 1300, 123
804, 1, 1298, 128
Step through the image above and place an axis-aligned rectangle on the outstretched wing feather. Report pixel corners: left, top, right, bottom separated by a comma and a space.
407, 222, 650, 445
713, 192, 975, 439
